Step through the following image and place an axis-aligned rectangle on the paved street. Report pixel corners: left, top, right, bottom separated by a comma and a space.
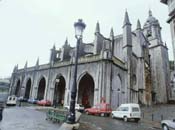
79, 114, 154, 130
0, 106, 60, 130
79, 104, 175, 130
1, 104, 175, 130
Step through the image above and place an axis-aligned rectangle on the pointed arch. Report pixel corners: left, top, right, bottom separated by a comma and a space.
37, 76, 46, 100
24, 78, 32, 99
15, 79, 20, 96
53, 74, 66, 106
111, 74, 123, 110
77, 72, 95, 108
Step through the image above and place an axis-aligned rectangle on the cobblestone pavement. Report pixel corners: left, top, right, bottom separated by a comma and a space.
0, 106, 60, 130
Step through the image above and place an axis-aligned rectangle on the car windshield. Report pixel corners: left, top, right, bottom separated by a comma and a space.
79, 104, 84, 107
132, 107, 139, 112
92, 105, 98, 108
121, 107, 129, 111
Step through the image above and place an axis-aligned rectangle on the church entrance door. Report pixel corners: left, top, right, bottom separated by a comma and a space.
37, 77, 46, 100
78, 73, 94, 108
53, 75, 65, 107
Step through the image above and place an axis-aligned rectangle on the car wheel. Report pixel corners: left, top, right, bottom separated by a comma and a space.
162, 124, 169, 130
135, 118, 140, 123
123, 116, 128, 122
100, 113, 105, 117
86, 111, 89, 115
111, 114, 115, 119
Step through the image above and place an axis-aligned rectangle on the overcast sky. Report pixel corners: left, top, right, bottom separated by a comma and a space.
0, 0, 172, 78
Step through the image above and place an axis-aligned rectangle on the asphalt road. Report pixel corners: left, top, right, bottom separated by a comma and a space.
79, 114, 156, 130
0, 106, 60, 130
79, 104, 175, 130
1, 104, 175, 130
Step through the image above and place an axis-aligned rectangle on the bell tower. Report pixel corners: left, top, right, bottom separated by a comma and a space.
143, 10, 170, 103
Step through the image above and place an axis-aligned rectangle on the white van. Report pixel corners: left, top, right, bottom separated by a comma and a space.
6, 95, 17, 106
64, 104, 84, 112
111, 103, 141, 122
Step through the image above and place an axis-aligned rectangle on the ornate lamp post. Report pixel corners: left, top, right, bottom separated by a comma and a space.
66, 19, 86, 124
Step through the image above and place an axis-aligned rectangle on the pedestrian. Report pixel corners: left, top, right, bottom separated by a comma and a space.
0, 107, 3, 121
53, 99, 56, 108
19, 99, 22, 107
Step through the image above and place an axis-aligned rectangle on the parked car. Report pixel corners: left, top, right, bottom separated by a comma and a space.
17, 96, 28, 102
161, 119, 175, 130
111, 103, 141, 122
6, 95, 17, 106
28, 98, 38, 104
37, 100, 51, 106
64, 104, 84, 112
85, 103, 112, 117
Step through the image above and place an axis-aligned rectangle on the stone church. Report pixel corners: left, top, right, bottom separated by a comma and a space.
9, 10, 170, 109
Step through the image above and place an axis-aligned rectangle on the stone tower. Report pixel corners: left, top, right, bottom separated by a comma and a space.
161, 0, 175, 99
143, 10, 170, 103
122, 11, 133, 103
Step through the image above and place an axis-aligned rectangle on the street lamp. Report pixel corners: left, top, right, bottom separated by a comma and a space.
66, 19, 86, 124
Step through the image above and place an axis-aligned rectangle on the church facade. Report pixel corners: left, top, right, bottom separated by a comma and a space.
9, 10, 170, 109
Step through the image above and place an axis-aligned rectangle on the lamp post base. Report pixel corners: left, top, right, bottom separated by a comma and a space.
59, 111, 82, 130
66, 113, 75, 124
59, 122, 80, 130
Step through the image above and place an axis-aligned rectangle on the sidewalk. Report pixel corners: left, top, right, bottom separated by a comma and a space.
140, 104, 175, 129
141, 119, 161, 129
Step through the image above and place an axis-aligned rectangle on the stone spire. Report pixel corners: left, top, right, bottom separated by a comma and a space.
123, 10, 132, 59
123, 10, 131, 27
36, 57, 39, 66
110, 27, 114, 39
24, 61, 28, 70
165, 42, 167, 47
149, 9, 152, 17
13, 65, 17, 72
25, 61, 27, 68
95, 21, 100, 33
63, 37, 69, 48
16, 64, 18, 70
136, 19, 141, 30
13, 64, 18, 72
65, 37, 68, 45
53, 44, 56, 50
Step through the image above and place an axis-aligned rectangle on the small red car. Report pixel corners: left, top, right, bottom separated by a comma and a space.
85, 103, 112, 117
37, 100, 51, 106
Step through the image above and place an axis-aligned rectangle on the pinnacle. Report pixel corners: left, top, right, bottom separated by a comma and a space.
123, 10, 131, 27
95, 21, 100, 33
24, 61, 28, 68
110, 27, 114, 38
36, 57, 39, 66
65, 37, 68, 45
53, 44, 56, 50
149, 9, 152, 17
137, 19, 141, 30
